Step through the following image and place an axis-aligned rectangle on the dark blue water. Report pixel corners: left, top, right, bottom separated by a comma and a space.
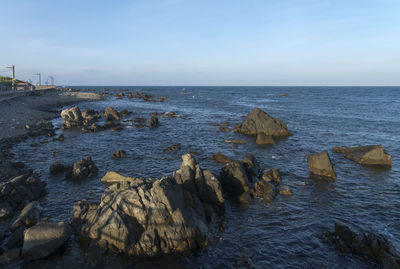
11, 87, 400, 268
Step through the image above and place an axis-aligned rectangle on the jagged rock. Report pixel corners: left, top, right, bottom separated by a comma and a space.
22, 221, 72, 261
70, 200, 98, 232
250, 181, 277, 204
163, 144, 181, 152
0, 248, 21, 265
104, 107, 120, 121
332, 145, 391, 166
307, 151, 336, 180
325, 222, 400, 268
0, 174, 46, 220
72, 154, 224, 256
148, 116, 160, 128
240, 154, 260, 180
256, 133, 275, 145
81, 109, 101, 125
100, 171, 135, 187
61, 107, 83, 129
220, 162, 250, 197
261, 168, 281, 184
211, 153, 233, 164
234, 108, 291, 137
112, 150, 126, 159
65, 157, 98, 181
49, 163, 69, 175
26, 120, 55, 137
11, 201, 42, 231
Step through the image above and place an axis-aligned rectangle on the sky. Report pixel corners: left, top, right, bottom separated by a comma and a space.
0, 0, 399, 86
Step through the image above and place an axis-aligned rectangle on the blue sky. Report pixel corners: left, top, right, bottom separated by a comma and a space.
1, 0, 399, 86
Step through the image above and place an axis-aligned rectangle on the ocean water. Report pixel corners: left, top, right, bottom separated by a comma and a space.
11, 86, 400, 268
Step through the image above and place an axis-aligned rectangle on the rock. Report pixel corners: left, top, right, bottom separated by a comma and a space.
89, 123, 103, 133
70, 200, 98, 232
49, 163, 69, 175
104, 106, 120, 121
220, 162, 250, 197
234, 108, 291, 137
163, 143, 181, 152
26, 120, 55, 137
0, 203, 13, 220
256, 133, 275, 145
218, 126, 231, 132
11, 201, 42, 231
332, 145, 391, 166
0, 174, 46, 219
112, 150, 126, 159
0, 248, 21, 265
307, 151, 336, 180
81, 109, 101, 125
65, 157, 98, 181
6, 226, 25, 249
164, 112, 176, 118
120, 109, 131, 117
103, 120, 120, 130
127, 93, 134, 98
240, 154, 260, 180
148, 116, 160, 128
22, 221, 72, 261
224, 139, 246, 144
261, 168, 281, 185
100, 171, 135, 187
280, 93, 289, 97
211, 153, 233, 164
279, 185, 292, 196
250, 181, 277, 204
325, 222, 400, 268
54, 134, 65, 141
61, 106, 83, 129
73, 154, 224, 256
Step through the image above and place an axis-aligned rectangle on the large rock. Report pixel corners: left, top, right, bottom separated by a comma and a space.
65, 157, 98, 181
234, 108, 291, 137
307, 151, 336, 180
11, 201, 42, 231
61, 106, 83, 129
104, 107, 120, 121
325, 222, 400, 268
72, 154, 224, 256
0, 174, 46, 220
22, 221, 72, 261
220, 162, 250, 197
332, 145, 391, 166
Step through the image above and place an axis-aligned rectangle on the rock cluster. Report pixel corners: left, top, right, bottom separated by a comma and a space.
332, 145, 391, 166
234, 108, 291, 138
307, 151, 336, 180
325, 222, 400, 268
65, 157, 98, 181
25, 120, 55, 137
71, 154, 224, 256
0, 174, 46, 221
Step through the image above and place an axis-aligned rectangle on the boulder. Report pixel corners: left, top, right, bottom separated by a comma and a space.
250, 181, 277, 205
0, 174, 46, 220
148, 116, 160, 128
72, 154, 224, 256
261, 168, 281, 185
220, 162, 250, 197
81, 109, 101, 125
11, 201, 42, 231
61, 107, 83, 129
65, 157, 98, 181
211, 153, 233, 164
22, 221, 72, 261
240, 153, 260, 180
112, 150, 126, 159
332, 145, 391, 166
307, 151, 336, 180
234, 108, 291, 137
256, 133, 275, 145
325, 222, 400, 268
49, 163, 69, 175
104, 106, 120, 121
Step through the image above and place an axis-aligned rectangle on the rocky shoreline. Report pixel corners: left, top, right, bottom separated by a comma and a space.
0, 89, 398, 267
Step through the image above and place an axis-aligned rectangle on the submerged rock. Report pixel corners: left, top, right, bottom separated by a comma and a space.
65, 157, 98, 181
72, 154, 224, 256
111, 150, 126, 159
211, 153, 233, 164
325, 222, 400, 268
332, 145, 391, 167
22, 221, 72, 261
307, 151, 336, 180
234, 108, 291, 138
49, 163, 69, 175
148, 116, 160, 128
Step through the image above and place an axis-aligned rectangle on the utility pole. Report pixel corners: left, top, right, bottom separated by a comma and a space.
35, 73, 41, 86
6, 65, 15, 90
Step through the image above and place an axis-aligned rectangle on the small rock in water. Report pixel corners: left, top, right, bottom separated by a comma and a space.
148, 116, 160, 128
163, 143, 181, 152
112, 150, 126, 159
279, 185, 292, 196
332, 144, 391, 167
65, 157, 98, 181
49, 163, 69, 175
307, 151, 336, 180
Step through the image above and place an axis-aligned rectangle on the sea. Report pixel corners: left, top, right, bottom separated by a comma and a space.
10, 86, 400, 268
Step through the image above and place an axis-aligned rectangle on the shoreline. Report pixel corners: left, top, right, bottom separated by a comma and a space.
0, 88, 103, 183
